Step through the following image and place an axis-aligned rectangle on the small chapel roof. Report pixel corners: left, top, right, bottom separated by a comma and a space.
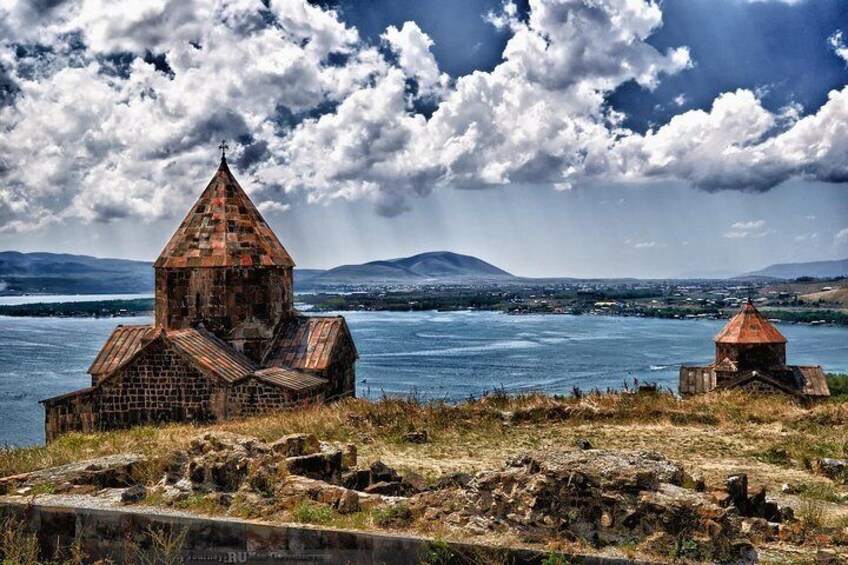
263, 316, 356, 371
154, 157, 294, 269
714, 299, 787, 344
88, 325, 156, 381
167, 327, 258, 383
249, 367, 328, 392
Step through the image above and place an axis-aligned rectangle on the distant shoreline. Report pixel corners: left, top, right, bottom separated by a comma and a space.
0, 295, 845, 327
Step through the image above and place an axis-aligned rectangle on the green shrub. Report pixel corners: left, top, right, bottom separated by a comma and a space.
295, 502, 334, 525
373, 503, 413, 527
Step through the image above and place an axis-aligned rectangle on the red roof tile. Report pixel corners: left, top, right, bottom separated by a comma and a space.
796, 366, 830, 397
154, 159, 294, 269
263, 316, 352, 371
88, 325, 156, 381
166, 327, 258, 383
249, 367, 328, 391
714, 301, 787, 344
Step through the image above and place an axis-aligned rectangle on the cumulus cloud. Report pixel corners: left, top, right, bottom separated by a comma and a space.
382, 21, 448, 97
836, 227, 848, 245
0, 0, 844, 231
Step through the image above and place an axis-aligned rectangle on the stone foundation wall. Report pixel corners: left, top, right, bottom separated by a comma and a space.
0, 500, 650, 565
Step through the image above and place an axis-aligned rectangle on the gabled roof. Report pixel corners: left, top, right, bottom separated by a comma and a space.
794, 366, 830, 397
248, 367, 328, 392
166, 327, 258, 383
88, 325, 156, 381
263, 315, 356, 371
715, 370, 803, 397
715, 300, 787, 344
154, 158, 294, 269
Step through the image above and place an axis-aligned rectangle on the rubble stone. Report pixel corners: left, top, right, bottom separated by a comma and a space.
271, 433, 319, 457
121, 485, 147, 503
815, 458, 848, 482
411, 449, 745, 561
403, 430, 428, 444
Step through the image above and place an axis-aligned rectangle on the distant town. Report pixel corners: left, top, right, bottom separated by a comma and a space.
2, 276, 846, 326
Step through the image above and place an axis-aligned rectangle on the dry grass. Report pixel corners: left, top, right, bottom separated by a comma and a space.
2, 390, 847, 563
2, 390, 847, 481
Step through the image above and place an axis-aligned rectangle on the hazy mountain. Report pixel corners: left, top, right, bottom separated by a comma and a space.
0, 250, 514, 294
742, 258, 848, 280
308, 251, 514, 285
0, 251, 153, 294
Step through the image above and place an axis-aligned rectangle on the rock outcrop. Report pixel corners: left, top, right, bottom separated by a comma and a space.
411, 449, 751, 562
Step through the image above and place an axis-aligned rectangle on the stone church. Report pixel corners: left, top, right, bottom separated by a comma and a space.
679, 299, 829, 400
42, 154, 357, 441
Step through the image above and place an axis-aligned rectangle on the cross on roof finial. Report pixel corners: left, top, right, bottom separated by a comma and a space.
218, 138, 229, 162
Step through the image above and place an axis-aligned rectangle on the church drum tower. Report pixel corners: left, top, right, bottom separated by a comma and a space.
154, 156, 294, 362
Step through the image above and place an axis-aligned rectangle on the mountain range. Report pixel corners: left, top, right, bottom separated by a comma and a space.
1, 250, 845, 294
0, 251, 153, 295
300, 251, 514, 286
742, 258, 848, 280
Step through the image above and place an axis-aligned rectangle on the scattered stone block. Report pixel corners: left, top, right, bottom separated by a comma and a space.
574, 438, 593, 450
342, 443, 357, 468
365, 481, 405, 496
403, 430, 428, 444
342, 469, 371, 491
815, 458, 847, 482
121, 485, 147, 503
271, 433, 319, 457
369, 461, 401, 484
337, 490, 360, 514
286, 449, 343, 484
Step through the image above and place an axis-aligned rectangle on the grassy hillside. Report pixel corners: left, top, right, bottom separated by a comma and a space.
2, 382, 848, 563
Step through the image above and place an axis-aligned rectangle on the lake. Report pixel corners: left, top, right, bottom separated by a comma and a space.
1, 310, 846, 446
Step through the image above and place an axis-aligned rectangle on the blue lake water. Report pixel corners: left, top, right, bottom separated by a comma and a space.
1, 310, 846, 446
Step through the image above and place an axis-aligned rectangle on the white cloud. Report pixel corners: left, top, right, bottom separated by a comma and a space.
836, 227, 848, 245
615, 86, 848, 192
723, 219, 771, 239
257, 200, 291, 214
829, 30, 848, 65
382, 21, 448, 97
0, 0, 844, 232
625, 239, 662, 249
794, 232, 818, 242
731, 220, 765, 230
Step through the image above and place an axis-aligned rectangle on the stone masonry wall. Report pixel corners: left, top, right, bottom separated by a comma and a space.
715, 342, 786, 370
96, 340, 220, 428
44, 340, 224, 440
43, 391, 98, 441
155, 266, 293, 347
309, 332, 357, 401
226, 378, 325, 418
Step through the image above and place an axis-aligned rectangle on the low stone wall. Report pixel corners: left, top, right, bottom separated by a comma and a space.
0, 498, 655, 565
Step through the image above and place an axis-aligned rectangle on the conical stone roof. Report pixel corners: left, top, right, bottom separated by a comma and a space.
714, 300, 787, 344
155, 158, 294, 269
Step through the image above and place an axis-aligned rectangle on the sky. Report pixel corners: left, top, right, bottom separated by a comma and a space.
0, 0, 846, 278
